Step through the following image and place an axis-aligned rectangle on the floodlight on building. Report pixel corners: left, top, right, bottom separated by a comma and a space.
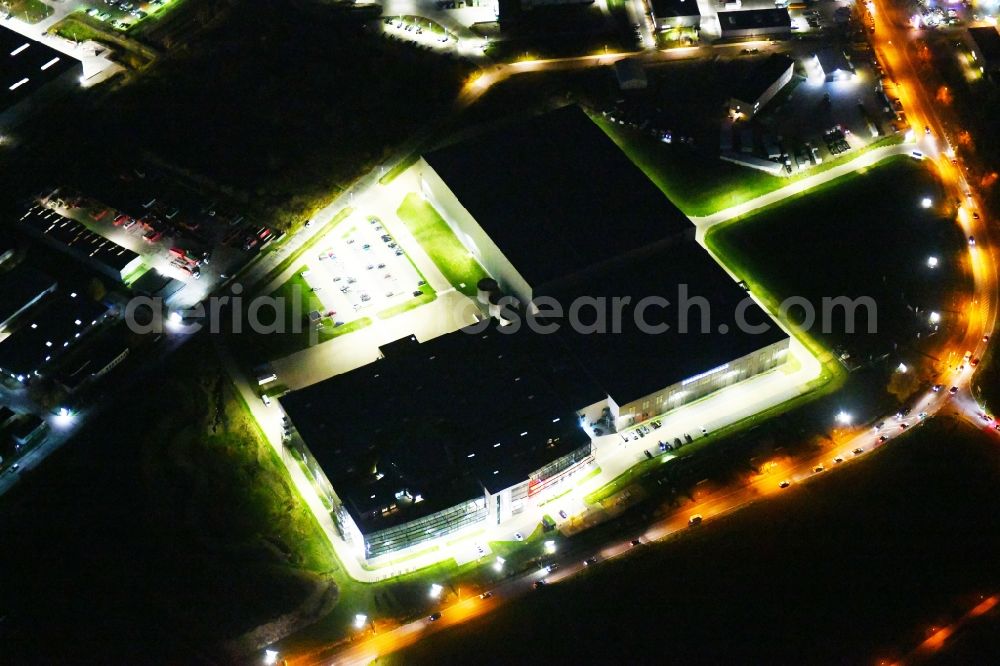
494, 556, 505, 571
429, 583, 443, 599
263, 650, 279, 666
835, 411, 852, 425
897, 362, 909, 374
544, 540, 556, 554
354, 613, 368, 629
929, 312, 941, 325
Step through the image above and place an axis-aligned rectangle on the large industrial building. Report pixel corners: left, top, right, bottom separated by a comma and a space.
282, 106, 792, 563
729, 54, 795, 119
0, 265, 57, 332
0, 291, 108, 383
0, 25, 82, 132
967, 26, 1000, 73
717, 8, 791, 40
650, 0, 701, 31
19, 204, 144, 283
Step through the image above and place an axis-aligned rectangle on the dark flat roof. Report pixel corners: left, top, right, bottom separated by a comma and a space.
718, 8, 791, 31
732, 54, 794, 104
0, 265, 56, 325
423, 105, 693, 292
549, 241, 790, 406
0, 291, 107, 377
650, 0, 700, 20
969, 27, 1000, 63
19, 204, 140, 275
814, 47, 853, 74
0, 25, 79, 113
280, 325, 603, 534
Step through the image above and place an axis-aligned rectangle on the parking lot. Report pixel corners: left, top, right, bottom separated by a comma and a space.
301, 214, 429, 323
80, 0, 176, 31
43, 172, 273, 306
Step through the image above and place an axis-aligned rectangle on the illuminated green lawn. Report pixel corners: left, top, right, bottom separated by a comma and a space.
396, 193, 489, 297
596, 116, 903, 218
4, 0, 52, 23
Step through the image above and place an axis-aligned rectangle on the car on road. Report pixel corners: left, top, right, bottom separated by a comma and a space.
834, 457, 844, 464
428, 612, 442, 621
9, 463, 20, 472
969, 235, 976, 246
514, 532, 523, 541
932, 384, 943, 392
779, 480, 790, 489
558, 510, 568, 520
949, 386, 959, 395
813, 465, 825, 473
853, 448, 864, 455
480, 591, 493, 599
984, 335, 990, 343
879, 435, 889, 443
900, 422, 909, 430
688, 514, 703, 526
533, 580, 547, 589
971, 357, 980, 366
261, 394, 271, 407
630, 539, 642, 547
583, 556, 597, 566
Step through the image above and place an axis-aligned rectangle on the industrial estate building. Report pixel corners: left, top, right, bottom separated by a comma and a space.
812, 47, 855, 82
0, 265, 57, 332
19, 204, 144, 283
650, 0, 701, 31
967, 26, 1000, 73
717, 8, 791, 40
729, 54, 795, 119
0, 291, 108, 383
0, 25, 82, 132
282, 106, 792, 563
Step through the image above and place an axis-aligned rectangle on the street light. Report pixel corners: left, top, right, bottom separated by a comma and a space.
929, 311, 941, 325
353, 613, 368, 629
493, 556, 505, 572
263, 650, 279, 666
921, 197, 933, 209
927, 256, 939, 268
429, 583, 443, 599
544, 540, 556, 554
836, 411, 853, 425
897, 362, 909, 374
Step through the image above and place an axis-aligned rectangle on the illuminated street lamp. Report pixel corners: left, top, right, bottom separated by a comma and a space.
929, 311, 941, 325
263, 649, 279, 666
353, 613, 368, 629
493, 556, 505, 572
897, 362, 909, 374
927, 256, 939, 268
835, 411, 853, 425
921, 197, 933, 209
544, 540, 556, 554
54, 407, 76, 427
429, 583, 443, 599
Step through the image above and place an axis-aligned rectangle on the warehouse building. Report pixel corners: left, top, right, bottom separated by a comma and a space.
281, 106, 794, 563
19, 204, 144, 283
280, 328, 605, 561
419, 105, 694, 305
650, 0, 701, 30
811, 47, 855, 82
0, 265, 57, 332
717, 8, 791, 39
0, 291, 108, 383
0, 25, 82, 132
729, 53, 795, 119
968, 26, 1000, 73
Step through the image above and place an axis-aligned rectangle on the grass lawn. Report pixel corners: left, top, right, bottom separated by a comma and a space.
596, 115, 903, 218
230, 265, 372, 365
0, 339, 338, 662
387, 417, 1000, 664
706, 157, 970, 365
3, 0, 52, 23
396, 193, 489, 297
